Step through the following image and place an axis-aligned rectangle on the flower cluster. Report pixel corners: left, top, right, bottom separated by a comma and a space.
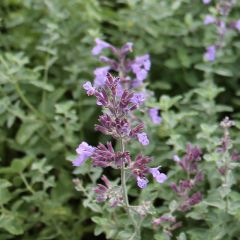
92, 38, 150, 88
94, 175, 123, 207
203, 0, 238, 62
170, 144, 204, 211
153, 216, 182, 237
73, 73, 167, 192
91, 38, 162, 125
131, 155, 167, 188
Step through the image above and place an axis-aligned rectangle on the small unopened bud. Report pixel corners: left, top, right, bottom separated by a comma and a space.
220, 116, 235, 129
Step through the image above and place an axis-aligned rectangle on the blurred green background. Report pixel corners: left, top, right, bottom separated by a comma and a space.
1, 0, 240, 239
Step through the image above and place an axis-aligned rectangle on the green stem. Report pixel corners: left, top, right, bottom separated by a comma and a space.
14, 82, 53, 132
222, 136, 229, 213
120, 138, 140, 239
15, 83, 41, 117
42, 54, 49, 111
20, 172, 35, 194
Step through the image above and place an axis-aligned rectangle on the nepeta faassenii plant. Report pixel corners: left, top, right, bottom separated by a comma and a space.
202, 0, 238, 62
73, 40, 167, 239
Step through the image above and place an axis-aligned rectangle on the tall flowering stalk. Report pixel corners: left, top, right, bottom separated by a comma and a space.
203, 0, 238, 62
170, 144, 204, 211
153, 144, 203, 236
73, 73, 167, 237
217, 117, 239, 212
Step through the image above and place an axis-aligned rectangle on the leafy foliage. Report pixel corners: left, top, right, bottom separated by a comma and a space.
1, 0, 240, 239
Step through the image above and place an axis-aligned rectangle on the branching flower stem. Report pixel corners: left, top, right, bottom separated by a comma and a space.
120, 138, 140, 239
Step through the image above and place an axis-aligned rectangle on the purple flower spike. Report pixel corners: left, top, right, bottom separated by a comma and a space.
204, 45, 216, 62
92, 38, 111, 55
202, 0, 211, 4
235, 20, 240, 31
148, 108, 162, 125
93, 66, 110, 87
83, 81, 95, 96
137, 176, 149, 189
137, 132, 149, 146
204, 15, 215, 25
73, 142, 95, 166
149, 167, 167, 183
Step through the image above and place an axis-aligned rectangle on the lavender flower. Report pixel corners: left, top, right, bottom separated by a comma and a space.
130, 92, 145, 106
235, 19, 240, 31
83, 81, 96, 96
217, 21, 226, 36
93, 66, 110, 87
173, 155, 180, 162
202, 0, 211, 4
204, 45, 216, 62
148, 108, 162, 125
137, 177, 149, 189
131, 54, 151, 86
204, 15, 215, 25
137, 132, 149, 146
131, 155, 166, 188
149, 167, 167, 183
92, 38, 112, 55
73, 142, 95, 166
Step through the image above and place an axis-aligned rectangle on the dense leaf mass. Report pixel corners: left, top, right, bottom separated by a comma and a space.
1, 0, 240, 239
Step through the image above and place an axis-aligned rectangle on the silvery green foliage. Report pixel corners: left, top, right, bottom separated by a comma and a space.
1, 0, 240, 239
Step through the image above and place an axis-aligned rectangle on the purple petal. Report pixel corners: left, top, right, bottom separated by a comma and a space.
93, 66, 110, 87
149, 167, 161, 178
92, 38, 111, 55
155, 173, 167, 183
148, 108, 162, 125
137, 132, 149, 146
202, 0, 211, 4
149, 167, 167, 183
173, 155, 180, 162
131, 54, 151, 82
204, 15, 215, 25
235, 20, 240, 31
83, 81, 95, 96
137, 177, 149, 189
204, 45, 216, 62
72, 155, 85, 166
131, 92, 146, 106
73, 142, 95, 167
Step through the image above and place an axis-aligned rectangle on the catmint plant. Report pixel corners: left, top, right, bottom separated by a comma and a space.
203, 0, 237, 62
73, 73, 167, 238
